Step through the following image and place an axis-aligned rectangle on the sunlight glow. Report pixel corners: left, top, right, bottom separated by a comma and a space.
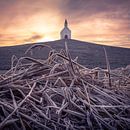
37, 36, 55, 42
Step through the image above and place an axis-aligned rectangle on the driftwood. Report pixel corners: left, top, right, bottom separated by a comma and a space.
0, 41, 130, 130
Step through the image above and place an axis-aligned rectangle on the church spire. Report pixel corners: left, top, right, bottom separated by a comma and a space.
64, 19, 68, 27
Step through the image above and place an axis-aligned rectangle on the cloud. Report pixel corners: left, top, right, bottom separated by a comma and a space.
0, 0, 129, 47
0, 33, 43, 46
0, 0, 130, 29
0, 0, 60, 29
23, 34, 43, 42
59, 0, 130, 18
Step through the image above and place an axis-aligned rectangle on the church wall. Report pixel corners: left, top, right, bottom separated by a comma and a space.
60, 30, 71, 39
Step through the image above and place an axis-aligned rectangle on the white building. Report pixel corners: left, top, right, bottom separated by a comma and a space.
60, 19, 71, 39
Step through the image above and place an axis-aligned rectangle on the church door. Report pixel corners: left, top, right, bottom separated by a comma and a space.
65, 35, 68, 39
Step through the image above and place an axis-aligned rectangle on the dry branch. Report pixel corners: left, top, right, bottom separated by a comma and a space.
0, 41, 130, 130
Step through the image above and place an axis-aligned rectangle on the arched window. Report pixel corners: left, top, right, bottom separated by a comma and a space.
64, 35, 68, 39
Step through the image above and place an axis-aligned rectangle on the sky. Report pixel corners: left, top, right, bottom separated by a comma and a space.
0, 0, 130, 48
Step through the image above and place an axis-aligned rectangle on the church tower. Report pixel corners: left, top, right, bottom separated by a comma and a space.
60, 19, 71, 39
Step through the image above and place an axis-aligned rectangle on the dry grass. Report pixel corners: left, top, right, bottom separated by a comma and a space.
0, 41, 130, 130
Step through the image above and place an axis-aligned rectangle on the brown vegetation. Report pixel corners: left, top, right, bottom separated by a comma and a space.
0, 42, 130, 130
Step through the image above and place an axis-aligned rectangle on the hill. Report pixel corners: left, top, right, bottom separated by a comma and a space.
0, 39, 130, 70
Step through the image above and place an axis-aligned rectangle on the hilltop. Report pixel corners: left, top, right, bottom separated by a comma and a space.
0, 39, 130, 70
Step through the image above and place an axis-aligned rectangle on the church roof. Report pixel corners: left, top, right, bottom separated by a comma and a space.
60, 19, 71, 33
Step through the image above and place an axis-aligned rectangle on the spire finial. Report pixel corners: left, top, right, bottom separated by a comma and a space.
64, 19, 68, 27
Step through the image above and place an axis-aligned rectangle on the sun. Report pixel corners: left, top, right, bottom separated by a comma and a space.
36, 36, 55, 42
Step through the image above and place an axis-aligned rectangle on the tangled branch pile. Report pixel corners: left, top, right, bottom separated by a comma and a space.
0, 42, 130, 130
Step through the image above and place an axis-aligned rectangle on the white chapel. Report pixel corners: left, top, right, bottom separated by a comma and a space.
60, 19, 71, 39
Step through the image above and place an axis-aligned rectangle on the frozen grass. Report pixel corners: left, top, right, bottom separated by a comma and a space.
0, 41, 130, 130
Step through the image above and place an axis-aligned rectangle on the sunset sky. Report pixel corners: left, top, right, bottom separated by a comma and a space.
0, 0, 130, 47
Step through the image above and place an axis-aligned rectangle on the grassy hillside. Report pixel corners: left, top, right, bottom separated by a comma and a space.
0, 39, 130, 70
